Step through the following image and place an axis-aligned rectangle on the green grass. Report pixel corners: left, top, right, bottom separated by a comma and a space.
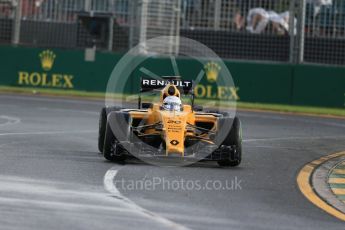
237, 102, 345, 117
1, 86, 344, 117
0, 86, 106, 99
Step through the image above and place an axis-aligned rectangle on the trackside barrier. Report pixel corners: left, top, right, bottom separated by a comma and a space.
0, 46, 344, 108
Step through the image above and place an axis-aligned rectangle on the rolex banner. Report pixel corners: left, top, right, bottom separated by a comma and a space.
0, 46, 344, 108
17, 50, 73, 89
0, 46, 118, 92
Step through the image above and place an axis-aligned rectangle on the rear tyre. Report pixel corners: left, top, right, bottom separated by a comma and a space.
217, 117, 242, 167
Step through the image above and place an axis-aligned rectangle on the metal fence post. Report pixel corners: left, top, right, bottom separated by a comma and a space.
214, 0, 221, 30
108, 0, 114, 51
108, 15, 114, 51
128, 0, 135, 49
174, 0, 181, 56
297, 0, 306, 64
85, 0, 91, 12
139, 0, 148, 53
12, 0, 22, 45
289, 0, 296, 63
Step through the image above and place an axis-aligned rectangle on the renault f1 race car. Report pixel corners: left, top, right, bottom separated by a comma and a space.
98, 77, 242, 167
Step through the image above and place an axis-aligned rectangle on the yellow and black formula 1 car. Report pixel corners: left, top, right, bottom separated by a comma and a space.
98, 77, 242, 166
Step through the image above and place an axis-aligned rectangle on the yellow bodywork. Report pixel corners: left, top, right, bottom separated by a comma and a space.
129, 84, 217, 156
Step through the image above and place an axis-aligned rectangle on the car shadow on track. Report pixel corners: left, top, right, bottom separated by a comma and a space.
102, 157, 243, 170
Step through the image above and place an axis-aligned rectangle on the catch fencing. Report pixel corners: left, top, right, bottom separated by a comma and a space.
0, 0, 344, 65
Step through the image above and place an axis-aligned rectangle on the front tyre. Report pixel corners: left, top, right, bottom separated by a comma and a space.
103, 120, 126, 162
98, 107, 107, 153
98, 106, 121, 153
217, 117, 242, 167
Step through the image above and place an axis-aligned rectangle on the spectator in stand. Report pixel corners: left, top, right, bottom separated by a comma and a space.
233, 0, 275, 31
21, 0, 45, 20
245, 8, 270, 33
0, 1, 13, 18
305, 0, 333, 35
234, 0, 273, 15
182, 0, 202, 27
269, 11, 296, 35
306, 0, 332, 16
235, 7, 296, 35
113, 0, 128, 25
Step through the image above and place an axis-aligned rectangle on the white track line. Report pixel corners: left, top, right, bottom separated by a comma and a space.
0, 130, 95, 136
104, 166, 191, 230
240, 113, 345, 128
0, 95, 102, 105
0, 115, 21, 127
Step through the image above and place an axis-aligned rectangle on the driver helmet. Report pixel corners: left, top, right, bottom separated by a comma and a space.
163, 96, 182, 111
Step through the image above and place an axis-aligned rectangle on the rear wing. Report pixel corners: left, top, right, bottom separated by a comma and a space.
138, 76, 195, 110
140, 76, 193, 94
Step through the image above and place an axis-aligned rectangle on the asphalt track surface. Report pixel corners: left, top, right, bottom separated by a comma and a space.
0, 93, 345, 230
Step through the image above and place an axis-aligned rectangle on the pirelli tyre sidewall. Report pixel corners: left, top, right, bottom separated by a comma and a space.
98, 107, 107, 153
217, 116, 242, 167
98, 106, 121, 153
107, 111, 131, 142
102, 110, 129, 162
103, 117, 116, 161
215, 115, 233, 146
230, 117, 242, 165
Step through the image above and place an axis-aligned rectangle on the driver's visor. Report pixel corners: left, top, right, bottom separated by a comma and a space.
163, 102, 181, 111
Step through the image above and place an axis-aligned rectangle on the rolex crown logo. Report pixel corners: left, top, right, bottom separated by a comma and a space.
204, 62, 221, 83
39, 50, 56, 71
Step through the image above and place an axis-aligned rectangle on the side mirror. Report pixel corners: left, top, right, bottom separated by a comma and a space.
142, 103, 153, 109
193, 105, 203, 111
